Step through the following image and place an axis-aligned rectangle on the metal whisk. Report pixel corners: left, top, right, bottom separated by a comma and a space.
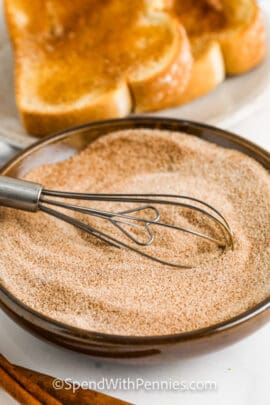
0, 175, 233, 268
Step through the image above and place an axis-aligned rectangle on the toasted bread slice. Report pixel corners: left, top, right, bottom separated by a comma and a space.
173, 0, 266, 75
214, 0, 266, 75
165, 0, 226, 105
4, 0, 192, 136
173, 40, 225, 105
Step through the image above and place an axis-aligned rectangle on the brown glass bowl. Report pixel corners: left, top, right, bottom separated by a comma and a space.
0, 117, 269, 363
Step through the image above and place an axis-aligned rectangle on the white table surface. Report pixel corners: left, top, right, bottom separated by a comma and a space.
1, 3, 270, 405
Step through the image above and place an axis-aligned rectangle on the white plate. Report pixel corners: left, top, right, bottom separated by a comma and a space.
0, 0, 270, 148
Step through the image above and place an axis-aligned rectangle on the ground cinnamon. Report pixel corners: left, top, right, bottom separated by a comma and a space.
0, 129, 269, 336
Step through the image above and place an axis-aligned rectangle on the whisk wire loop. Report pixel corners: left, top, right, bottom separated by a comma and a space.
0, 175, 233, 268
39, 190, 234, 267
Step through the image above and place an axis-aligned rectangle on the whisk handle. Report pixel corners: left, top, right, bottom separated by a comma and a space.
0, 175, 42, 212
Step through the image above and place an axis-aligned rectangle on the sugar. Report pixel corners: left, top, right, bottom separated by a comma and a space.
0, 129, 269, 336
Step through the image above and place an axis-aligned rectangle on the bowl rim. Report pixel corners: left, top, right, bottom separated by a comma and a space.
0, 116, 269, 346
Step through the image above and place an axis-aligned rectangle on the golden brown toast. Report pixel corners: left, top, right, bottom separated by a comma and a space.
168, 0, 266, 106
4, 0, 266, 135
4, 0, 192, 136
173, 39, 225, 105
173, 0, 266, 75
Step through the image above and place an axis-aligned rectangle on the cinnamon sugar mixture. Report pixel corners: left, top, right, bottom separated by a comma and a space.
0, 129, 269, 336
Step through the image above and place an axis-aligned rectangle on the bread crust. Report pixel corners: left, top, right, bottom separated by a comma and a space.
175, 40, 225, 105
133, 22, 192, 112
20, 83, 132, 136
218, 3, 266, 74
